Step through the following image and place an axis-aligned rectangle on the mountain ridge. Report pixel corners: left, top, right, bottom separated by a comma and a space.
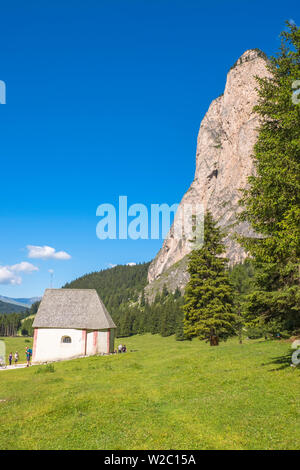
0, 295, 41, 308
0, 300, 29, 314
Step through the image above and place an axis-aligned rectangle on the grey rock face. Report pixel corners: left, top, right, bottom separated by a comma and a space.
148, 49, 269, 285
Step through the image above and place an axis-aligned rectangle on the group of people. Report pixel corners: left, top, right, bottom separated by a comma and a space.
8, 351, 19, 366
8, 347, 32, 367
116, 344, 127, 353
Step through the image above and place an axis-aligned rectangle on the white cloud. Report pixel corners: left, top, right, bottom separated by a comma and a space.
0, 262, 38, 285
10, 262, 39, 273
127, 262, 136, 266
0, 266, 21, 285
27, 245, 71, 260
108, 263, 117, 269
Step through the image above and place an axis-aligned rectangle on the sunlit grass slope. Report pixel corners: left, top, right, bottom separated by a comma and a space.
0, 334, 299, 450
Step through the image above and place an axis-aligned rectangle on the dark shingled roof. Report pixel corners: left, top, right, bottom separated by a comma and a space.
33, 289, 116, 330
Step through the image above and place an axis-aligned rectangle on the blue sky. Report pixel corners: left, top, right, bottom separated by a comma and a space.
0, 0, 298, 297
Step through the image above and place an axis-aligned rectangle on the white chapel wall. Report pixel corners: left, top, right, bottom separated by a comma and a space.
34, 328, 84, 362
34, 328, 115, 362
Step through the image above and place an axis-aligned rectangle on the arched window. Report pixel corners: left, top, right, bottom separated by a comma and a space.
61, 336, 72, 343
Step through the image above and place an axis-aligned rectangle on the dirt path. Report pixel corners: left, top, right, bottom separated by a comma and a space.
0, 363, 34, 371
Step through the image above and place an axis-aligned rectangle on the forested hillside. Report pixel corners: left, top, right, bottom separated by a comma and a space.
0, 300, 28, 314
63, 262, 149, 310
62, 260, 260, 339
62, 262, 184, 338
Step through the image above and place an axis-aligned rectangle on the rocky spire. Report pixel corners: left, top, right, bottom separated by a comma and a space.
148, 49, 270, 284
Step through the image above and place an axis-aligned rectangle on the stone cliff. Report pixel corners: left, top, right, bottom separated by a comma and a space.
148, 49, 269, 287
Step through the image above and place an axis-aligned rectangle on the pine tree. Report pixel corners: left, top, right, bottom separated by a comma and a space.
183, 212, 235, 344
160, 299, 176, 337
174, 287, 181, 299
140, 290, 146, 307
175, 299, 186, 341
237, 22, 300, 330
150, 304, 162, 335
119, 309, 133, 337
161, 284, 169, 298
228, 260, 256, 342
175, 318, 185, 341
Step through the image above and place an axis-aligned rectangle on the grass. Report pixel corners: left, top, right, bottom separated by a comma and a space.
0, 336, 32, 365
0, 334, 299, 450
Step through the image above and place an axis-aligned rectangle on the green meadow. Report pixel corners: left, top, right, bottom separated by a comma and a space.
0, 334, 299, 450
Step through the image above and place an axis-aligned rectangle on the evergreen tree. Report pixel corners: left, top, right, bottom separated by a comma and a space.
0, 313, 22, 336
183, 212, 235, 344
140, 289, 146, 307
175, 299, 186, 341
21, 317, 34, 336
161, 284, 169, 298
160, 298, 176, 337
228, 260, 256, 342
150, 304, 161, 335
174, 287, 181, 299
237, 22, 300, 330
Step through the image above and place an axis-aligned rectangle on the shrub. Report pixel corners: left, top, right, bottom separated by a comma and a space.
35, 363, 55, 374
245, 325, 264, 339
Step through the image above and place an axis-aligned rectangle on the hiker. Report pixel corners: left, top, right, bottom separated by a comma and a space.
122, 344, 127, 353
14, 351, 19, 365
8, 352, 13, 366
118, 344, 123, 353
26, 347, 32, 367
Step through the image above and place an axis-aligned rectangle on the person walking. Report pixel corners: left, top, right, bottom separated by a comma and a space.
122, 344, 127, 353
8, 352, 13, 366
14, 351, 19, 366
118, 344, 123, 353
26, 347, 31, 367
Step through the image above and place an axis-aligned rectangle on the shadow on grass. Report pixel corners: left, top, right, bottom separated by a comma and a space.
262, 351, 293, 371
